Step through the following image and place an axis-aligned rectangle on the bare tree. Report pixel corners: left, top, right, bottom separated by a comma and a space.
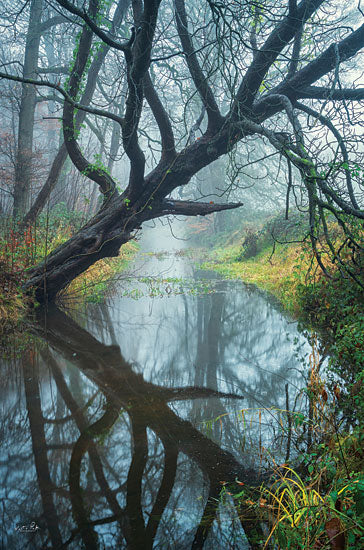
1, 0, 364, 301
5, 0, 66, 218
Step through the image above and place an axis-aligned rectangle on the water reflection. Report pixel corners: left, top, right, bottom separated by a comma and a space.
0, 266, 312, 549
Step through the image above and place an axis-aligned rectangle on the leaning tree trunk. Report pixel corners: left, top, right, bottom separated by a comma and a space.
20, 0, 241, 304
23, 161, 243, 303
5, 0, 364, 302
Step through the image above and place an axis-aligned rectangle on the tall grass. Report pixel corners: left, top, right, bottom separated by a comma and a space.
200, 339, 364, 549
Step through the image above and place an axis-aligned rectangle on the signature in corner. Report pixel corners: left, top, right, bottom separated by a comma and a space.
15, 521, 40, 533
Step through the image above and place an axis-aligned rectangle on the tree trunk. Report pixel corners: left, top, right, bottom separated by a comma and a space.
20, 0, 130, 228
21, 143, 69, 227
13, 0, 43, 219
23, 161, 243, 303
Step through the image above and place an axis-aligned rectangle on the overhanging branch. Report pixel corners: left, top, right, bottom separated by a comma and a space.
233, 0, 325, 116
0, 71, 125, 126
257, 21, 364, 115
143, 71, 176, 159
159, 199, 244, 217
123, 0, 161, 199
55, 0, 129, 52
297, 86, 364, 101
174, 0, 223, 130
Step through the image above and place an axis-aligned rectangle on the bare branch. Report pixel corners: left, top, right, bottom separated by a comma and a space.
187, 105, 205, 145
39, 14, 66, 33
123, 0, 161, 199
174, 0, 223, 131
296, 86, 364, 101
143, 71, 176, 160
55, 0, 129, 51
233, 0, 325, 117
0, 71, 125, 125
159, 199, 244, 217
21, 1, 129, 227
36, 65, 70, 75
289, 0, 298, 15
61, 0, 118, 200
258, 21, 364, 115
287, 26, 303, 79
295, 101, 359, 209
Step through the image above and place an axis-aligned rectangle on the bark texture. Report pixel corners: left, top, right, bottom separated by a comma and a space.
13, 0, 43, 218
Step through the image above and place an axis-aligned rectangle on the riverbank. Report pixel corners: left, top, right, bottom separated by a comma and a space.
202, 238, 363, 392
0, 219, 139, 331
2, 217, 363, 548
201, 240, 307, 314
200, 235, 364, 549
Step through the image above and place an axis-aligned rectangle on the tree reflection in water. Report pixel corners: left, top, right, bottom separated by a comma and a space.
1, 277, 311, 549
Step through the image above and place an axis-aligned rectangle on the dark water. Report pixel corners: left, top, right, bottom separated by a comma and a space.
0, 231, 312, 549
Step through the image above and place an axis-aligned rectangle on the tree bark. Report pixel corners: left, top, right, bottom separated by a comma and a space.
13, 0, 43, 219
23, 169, 243, 302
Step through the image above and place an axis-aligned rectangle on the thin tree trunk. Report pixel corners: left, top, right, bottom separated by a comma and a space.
21, 143, 69, 227
13, 0, 43, 219
21, 0, 130, 228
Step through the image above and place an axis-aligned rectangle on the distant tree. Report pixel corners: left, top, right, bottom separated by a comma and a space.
1, 0, 364, 301
0, 0, 66, 218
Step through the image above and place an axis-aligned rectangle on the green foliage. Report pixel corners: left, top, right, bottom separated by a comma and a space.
256, 467, 364, 549
0, 206, 138, 322
0, 207, 81, 328
202, 213, 364, 548
82, 153, 112, 179
203, 210, 364, 427
119, 274, 215, 300
211, 401, 364, 549
236, 212, 309, 261
296, 274, 364, 426
214, 387, 364, 549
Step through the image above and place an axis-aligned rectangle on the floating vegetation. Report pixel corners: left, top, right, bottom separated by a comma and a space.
119, 275, 219, 299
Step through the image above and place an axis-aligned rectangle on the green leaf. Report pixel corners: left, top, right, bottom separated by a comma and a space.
354, 483, 364, 516
276, 525, 287, 548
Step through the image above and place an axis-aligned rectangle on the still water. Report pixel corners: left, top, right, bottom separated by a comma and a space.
0, 225, 312, 549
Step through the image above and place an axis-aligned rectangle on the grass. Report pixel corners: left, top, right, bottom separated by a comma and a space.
199, 219, 364, 548
204, 352, 364, 549
201, 241, 312, 314
62, 240, 139, 304
256, 464, 364, 549
0, 216, 139, 327
0, 264, 29, 330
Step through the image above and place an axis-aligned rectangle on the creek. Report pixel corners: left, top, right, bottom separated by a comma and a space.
0, 223, 314, 549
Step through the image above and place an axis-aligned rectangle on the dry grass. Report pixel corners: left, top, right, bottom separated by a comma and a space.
202, 242, 313, 313
0, 229, 139, 329
62, 241, 139, 303
0, 264, 29, 332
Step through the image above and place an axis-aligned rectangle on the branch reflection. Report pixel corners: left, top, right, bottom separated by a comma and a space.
19, 304, 264, 549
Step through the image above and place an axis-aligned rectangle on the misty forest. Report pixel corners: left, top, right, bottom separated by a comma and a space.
1, 0, 364, 548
